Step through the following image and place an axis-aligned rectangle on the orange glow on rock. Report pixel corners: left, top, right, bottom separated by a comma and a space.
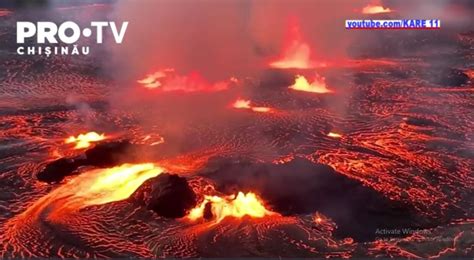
188, 192, 275, 223
65, 132, 106, 149
289, 75, 333, 94
362, 4, 392, 14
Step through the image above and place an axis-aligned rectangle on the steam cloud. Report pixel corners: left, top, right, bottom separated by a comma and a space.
108, 0, 363, 81
100, 0, 472, 153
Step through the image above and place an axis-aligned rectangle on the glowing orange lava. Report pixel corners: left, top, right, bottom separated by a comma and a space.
74, 163, 164, 206
327, 132, 342, 138
362, 4, 392, 14
232, 99, 272, 113
251, 107, 271, 113
232, 99, 251, 109
65, 131, 106, 149
54, 163, 163, 212
314, 213, 323, 223
289, 75, 333, 94
11, 163, 164, 224
137, 68, 174, 89
137, 69, 228, 92
188, 192, 275, 223
269, 19, 322, 69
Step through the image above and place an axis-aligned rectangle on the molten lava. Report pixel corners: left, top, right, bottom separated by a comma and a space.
65, 131, 106, 149
74, 163, 164, 206
49, 163, 163, 213
314, 212, 323, 224
269, 19, 321, 69
137, 69, 173, 89
137, 69, 228, 92
10, 163, 165, 229
289, 75, 333, 93
232, 99, 272, 113
327, 132, 342, 138
251, 107, 271, 113
232, 99, 251, 109
188, 192, 275, 223
362, 4, 392, 14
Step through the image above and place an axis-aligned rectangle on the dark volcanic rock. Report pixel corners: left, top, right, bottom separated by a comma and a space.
203, 202, 214, 220
84, 140, 150, 167
133, 173, 197, 218
426, 68, 469, 87
37, 140, 154, 183
405, 117, 442, 127
37, 157, 86, 183
260, 69, 295, 89
354, 72, 374, 85
201, 157, 433, 242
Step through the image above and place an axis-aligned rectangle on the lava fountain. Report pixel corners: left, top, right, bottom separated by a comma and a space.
289, 75, 333, 93
188, 192, 275, 223
269, 19, 323, 69
65, 132, 106, 149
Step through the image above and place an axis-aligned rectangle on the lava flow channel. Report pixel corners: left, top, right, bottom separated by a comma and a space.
8, 163, 164, 221
1, 163, 165, 258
